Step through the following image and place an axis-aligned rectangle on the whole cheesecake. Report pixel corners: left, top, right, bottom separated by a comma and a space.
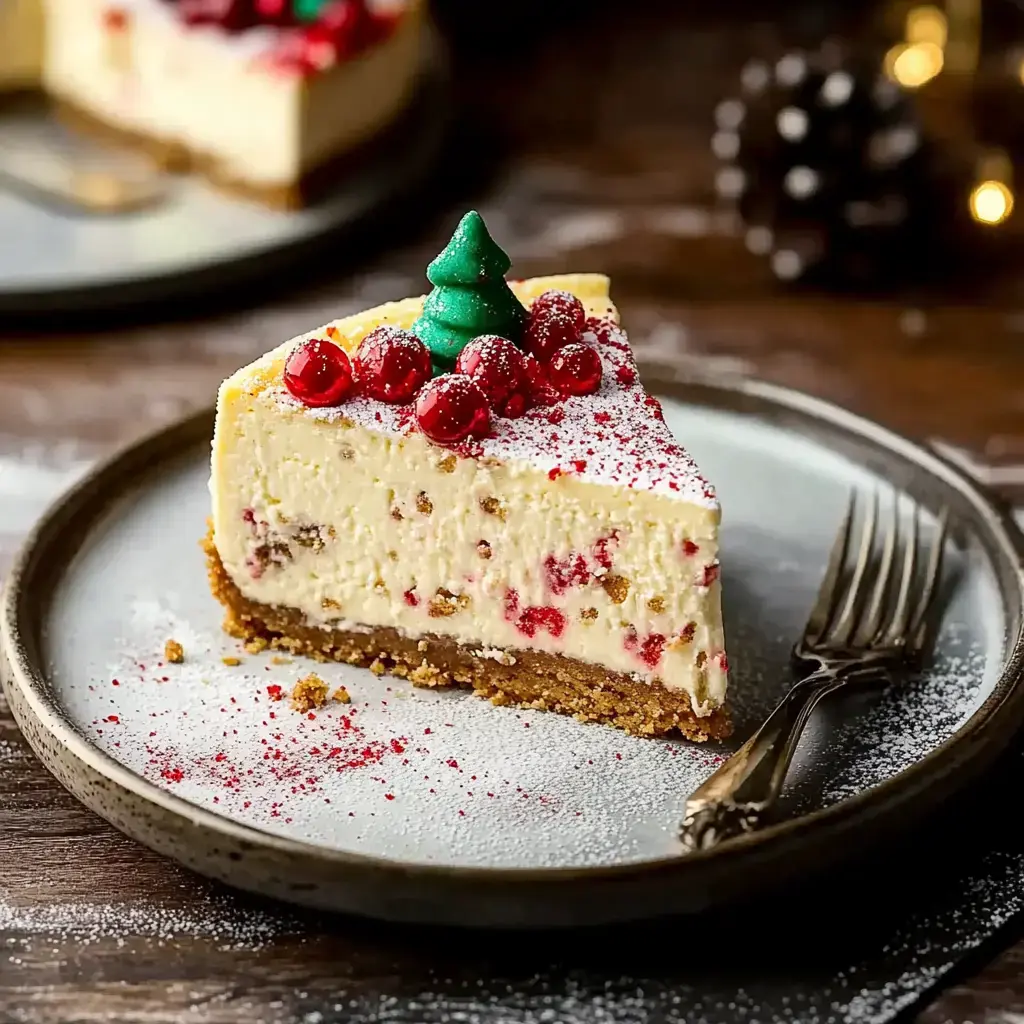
207, 213, 731, 739
0, 0, 426, 208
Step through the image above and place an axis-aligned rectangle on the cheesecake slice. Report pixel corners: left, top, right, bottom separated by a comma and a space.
3, 0, 426, 208
207, 220, 729, 739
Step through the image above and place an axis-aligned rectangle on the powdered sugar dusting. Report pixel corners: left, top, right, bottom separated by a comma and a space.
280, 317, 718, 507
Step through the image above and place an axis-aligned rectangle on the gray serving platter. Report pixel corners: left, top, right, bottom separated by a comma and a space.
2, 372, 1023, 929
0, 34, 449, 316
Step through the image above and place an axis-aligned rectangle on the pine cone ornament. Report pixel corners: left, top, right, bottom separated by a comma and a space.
712, 48, 939, 287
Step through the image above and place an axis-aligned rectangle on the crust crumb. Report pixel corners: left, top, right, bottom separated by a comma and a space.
271, 655, 292, 665
333, 686, 351, 704
416, 492, 433, 515
580, 607, 599, 623
437, 454, 457, 474
291, 672, 329, 712
647, 596, 665, 614
222, 656, 242, 667
370, 658, 387, 676
164, 639, 184, 664
410, 662, 445, 687
244, 636, 269, 654
428, 588, 470, 618
476, 540, 492, 559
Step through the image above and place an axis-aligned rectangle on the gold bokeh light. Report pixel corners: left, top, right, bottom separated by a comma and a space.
885, 41, 944, 88
970, 180, 1015, 225
906, 5, 948, 47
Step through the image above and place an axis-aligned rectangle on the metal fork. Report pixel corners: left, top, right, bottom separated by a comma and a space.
678, 491, 950, 852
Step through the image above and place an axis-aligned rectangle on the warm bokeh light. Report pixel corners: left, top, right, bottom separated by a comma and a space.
970, 180, 1015, 225
885, 41, 945, 87
906, 5, 948, 47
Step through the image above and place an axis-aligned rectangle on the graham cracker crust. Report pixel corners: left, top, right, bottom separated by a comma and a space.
203, 532, 732, 741
53, 92, 413, 211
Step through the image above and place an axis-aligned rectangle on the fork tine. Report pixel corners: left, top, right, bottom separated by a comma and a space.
828, 490, 878, 647
907, 507, 949, 658
877, 501, 918, 647
855, 493, 898, 646
805, 491, 856, 645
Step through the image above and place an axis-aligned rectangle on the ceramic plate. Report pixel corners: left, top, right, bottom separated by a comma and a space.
0, 35, 448, 316
3, 374, 1023, 928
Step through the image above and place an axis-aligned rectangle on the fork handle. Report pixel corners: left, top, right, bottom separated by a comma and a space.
678, 665, 879, 851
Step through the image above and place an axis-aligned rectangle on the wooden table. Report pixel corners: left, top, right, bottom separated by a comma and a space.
3, 2, 1024, 1020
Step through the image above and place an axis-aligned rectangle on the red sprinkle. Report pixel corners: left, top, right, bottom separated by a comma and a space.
700, 562, 721, 587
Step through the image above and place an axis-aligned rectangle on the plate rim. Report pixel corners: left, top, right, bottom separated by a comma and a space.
3, 372, 1023, 900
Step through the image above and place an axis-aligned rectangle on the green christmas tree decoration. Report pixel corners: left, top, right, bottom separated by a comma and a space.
293, 0, 332, 21
412, 211, 527, 368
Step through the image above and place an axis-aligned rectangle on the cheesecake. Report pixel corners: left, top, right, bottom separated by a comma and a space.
207, 212, 730, 739
0, 0, 426, 208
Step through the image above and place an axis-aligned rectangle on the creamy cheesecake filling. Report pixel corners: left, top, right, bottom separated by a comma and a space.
212, 411, 728, 713
40, 0, 424, 188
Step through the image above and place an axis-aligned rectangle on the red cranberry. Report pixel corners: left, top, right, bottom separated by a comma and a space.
502, 392, 528, 419
548, 343, 603, 396
177, 0, 258, 30
454, 335, 527, 411
415, 375, 491, 444
523, 306, 581, 364
522, 354, 562, 407
283, 338, 353, 407
354, 326, 432, 404
532, 290, 586, 333
254, 0, 294, 23
317, 0, 366, 55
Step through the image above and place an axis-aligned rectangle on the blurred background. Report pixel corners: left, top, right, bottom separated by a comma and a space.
1, 0, 1024, 561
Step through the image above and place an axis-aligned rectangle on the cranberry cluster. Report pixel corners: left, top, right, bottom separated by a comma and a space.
171, 0, 395, 71
282, 290, 605, 446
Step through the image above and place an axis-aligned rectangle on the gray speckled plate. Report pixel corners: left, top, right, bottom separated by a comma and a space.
3, 373, 1024, 928
0, 32, 448, 315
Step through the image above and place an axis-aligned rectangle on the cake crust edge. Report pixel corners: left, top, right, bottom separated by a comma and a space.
204, 530, 732, 742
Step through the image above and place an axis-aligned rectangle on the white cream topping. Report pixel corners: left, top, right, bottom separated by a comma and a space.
39, 0, 424, 187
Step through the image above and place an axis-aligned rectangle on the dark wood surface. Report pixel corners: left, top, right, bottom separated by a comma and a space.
3, 2, 1024, 1021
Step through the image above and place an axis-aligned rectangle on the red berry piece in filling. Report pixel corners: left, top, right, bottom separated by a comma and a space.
523, 304, 583, 363
283, 338, 353, 407
415, 374, 491, 444
354, 326, 432, 403
548, 343, 603, 396
532, 290, 586, 333
455, 335, 527, 411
